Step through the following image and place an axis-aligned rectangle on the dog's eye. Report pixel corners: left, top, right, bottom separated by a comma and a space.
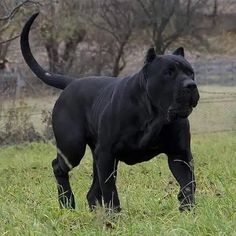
165, 67, 176, 77
189, 71, 194, 79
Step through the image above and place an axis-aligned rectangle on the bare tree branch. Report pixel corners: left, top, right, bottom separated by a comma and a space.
0, 0, 40, 21
90, 19, 121, 43
136, 0, 214, 54
90, 0, 134, 76
0, 34, 20, 45
0, 21, 10, 33
136, 0, 153, 21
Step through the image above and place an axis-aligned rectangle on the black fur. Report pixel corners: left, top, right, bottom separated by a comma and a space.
21, 13, 200, 212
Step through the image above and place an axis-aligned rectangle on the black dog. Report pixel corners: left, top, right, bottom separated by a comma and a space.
21, 13, 199, 212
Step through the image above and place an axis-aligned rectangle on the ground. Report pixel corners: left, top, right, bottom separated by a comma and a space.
0, 132, 235, 235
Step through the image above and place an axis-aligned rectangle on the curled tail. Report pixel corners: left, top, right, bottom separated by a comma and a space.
20, 13, 73, 90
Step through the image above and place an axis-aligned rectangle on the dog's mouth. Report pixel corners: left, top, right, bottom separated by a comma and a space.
167, 106, 193, 121
167, 88, 199, 121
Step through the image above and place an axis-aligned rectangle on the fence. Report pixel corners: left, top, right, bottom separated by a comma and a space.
0, 58, 236, 145
0, 68, 45, 97
191, 59, 236, 134
1, 58, 236, 93
0, 68, 31, 97
192, 59, 236, 86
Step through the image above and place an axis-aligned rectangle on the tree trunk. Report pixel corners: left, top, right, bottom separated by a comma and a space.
44, 29, 86, 74
59, 29, 86, 74
45, 39, 59, 73
112, 41, 126, 77
154, 36, 165, 55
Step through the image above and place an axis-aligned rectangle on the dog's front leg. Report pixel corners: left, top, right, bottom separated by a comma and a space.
167, 151, 196, 212
95, 149, 120, 212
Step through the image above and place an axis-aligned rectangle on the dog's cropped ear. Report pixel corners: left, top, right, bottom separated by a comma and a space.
144, 47, 156, 64
173, 47, 185, 57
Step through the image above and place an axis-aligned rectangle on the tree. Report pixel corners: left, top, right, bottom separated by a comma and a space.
136, 0, 215, 54
90, 0, 135, 77
0, 0, 39, 69
39, 0, 86, 74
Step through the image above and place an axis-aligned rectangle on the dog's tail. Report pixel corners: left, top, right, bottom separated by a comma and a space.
20, 13, 73, 90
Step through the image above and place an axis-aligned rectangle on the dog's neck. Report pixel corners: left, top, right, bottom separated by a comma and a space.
135, 69, 169, 123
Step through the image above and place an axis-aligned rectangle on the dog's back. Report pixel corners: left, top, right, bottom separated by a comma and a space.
52, 76, 120, 134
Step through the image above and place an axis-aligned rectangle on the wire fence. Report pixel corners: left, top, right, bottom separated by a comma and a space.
193, 58, 236, 86
0, 58, 236, 141
0, 91, 235, 136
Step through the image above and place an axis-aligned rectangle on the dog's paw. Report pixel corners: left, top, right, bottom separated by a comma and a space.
179, 204, 194, 212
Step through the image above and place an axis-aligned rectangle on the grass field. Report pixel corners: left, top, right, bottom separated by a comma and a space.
0, 133, 236, 235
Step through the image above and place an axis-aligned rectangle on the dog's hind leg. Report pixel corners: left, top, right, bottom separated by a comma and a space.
51, 106, 87, 209
52, 155, 75, 209
52, 139, 86, 209
86, 161, 103, 211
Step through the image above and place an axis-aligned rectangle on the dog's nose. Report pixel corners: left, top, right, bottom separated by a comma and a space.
183, 80, 197, 90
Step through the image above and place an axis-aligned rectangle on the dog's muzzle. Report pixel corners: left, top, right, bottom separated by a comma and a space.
183, 80, 199, 108
167, 81, 199, 121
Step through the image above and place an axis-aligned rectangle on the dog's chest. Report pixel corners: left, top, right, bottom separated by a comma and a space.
115, 129, 163, 165
118, 116, 163, 149
116, 145, 162, 165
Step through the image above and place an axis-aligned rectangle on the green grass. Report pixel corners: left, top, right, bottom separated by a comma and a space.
0, 133, 236, 235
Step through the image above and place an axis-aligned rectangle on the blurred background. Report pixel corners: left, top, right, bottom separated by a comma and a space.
0, 0, 236, 146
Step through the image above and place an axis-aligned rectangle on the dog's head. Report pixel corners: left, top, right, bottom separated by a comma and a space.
144, 47, 199, 121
